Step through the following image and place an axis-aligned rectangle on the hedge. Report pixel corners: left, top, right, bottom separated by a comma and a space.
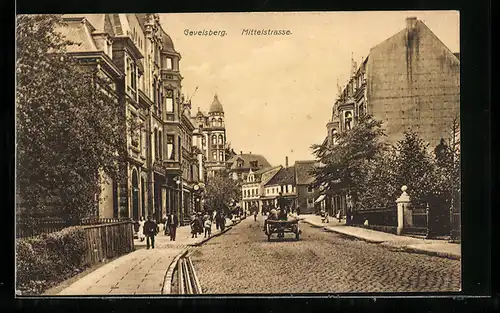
16, 226, 88, 295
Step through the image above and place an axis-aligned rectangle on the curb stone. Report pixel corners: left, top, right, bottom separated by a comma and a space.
161, 248, 188, 295
299, 217, 460, 260
161, 223, 237, 294
401, 246, 461, 260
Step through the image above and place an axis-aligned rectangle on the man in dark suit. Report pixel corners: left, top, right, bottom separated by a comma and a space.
167, 212, 178, 241
144, 215, 158, 249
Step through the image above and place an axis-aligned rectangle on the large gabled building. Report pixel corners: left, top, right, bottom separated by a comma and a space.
321, 16, 460, 220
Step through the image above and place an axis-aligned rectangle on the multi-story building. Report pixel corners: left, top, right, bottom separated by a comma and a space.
326, 17, 460, 149
295, 160, 318, 214
59, 13, 202, 224
262, 162, 296, 211
322, 16, 460, 219
193, 94, 228, 178
241, 166, 281, 212
226, 152, 271, 182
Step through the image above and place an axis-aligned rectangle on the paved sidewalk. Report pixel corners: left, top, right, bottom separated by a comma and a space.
134, 218, 235, 249
58, 219, 236, 295
292, 214, 461, 260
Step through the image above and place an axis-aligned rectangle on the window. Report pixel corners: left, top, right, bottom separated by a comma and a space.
344, 111, 353, 130
158, 131, 163, 159
166, 57, 173, 70
218, 118, 223, 127
237, 160, 243, 168
307, 186, 313, 193
250, 160, 258, 168
211, 135, 217, 145
332, 128, 338, 145
219, 151, 224, 162
131, 62, 137, 91
202, 137, 206, 147
211, 118, 216, 127
359, 104, 364, 116
166, 91, 174, 113
212, 151, 217, 161
154, 129, 158, 159
307, 198, 313, 205
218, 134, 223, 145
285, 185, 289, 193
141, 128, 147, 156
152, 79, 157, 105
167, 135, 175, 160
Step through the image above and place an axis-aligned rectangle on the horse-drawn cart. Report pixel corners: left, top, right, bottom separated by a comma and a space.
264, 218, 301, 241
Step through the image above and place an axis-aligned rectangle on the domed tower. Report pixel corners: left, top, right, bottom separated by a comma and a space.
205, 94, 227, 176
159, 28, 182, 122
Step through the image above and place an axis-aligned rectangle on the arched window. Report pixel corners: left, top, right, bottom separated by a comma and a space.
212, 151, 217, 161
219, 151, 224, 162
202, 137, 206, 146
218, 134, 223, 145
218, 118, 223, 127
212, 135, 217, 145
344, 111, 353, 130
211, 118, 216, 127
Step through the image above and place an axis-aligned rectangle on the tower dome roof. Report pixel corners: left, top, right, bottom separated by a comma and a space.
161, 29, 177, 53
209, 94, 224, 114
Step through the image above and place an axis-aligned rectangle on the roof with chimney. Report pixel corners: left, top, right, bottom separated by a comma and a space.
227, 153, 271, 171
294, 160, 317, 185
265, 166, 296, 187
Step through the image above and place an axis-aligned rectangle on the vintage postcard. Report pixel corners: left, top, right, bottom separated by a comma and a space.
15, 11, 461, 296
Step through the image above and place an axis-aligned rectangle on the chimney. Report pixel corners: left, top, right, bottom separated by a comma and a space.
406, 17, 417, 31
240, 151, 242, 155
285, 156, 289, 168
249, 151, 252, 154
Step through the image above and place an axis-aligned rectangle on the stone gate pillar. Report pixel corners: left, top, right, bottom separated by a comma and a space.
396, 185, 411, 235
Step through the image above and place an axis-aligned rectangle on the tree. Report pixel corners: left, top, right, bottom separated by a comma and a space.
392, 130, 435, 206
311, 114, 388, 206
204, 170, 241, 215
16, 15, 127, 224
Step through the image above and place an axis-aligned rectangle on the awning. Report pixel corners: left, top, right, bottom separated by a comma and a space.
315, 194, 326, 203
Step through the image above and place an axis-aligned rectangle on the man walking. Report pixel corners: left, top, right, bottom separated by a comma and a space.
167, 212, 178, 241
144, 215, 158, 249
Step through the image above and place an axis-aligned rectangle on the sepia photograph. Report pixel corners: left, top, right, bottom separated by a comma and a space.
15, 11, 461, 296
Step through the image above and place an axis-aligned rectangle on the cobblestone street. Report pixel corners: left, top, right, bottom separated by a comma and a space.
189, 217, 461, 293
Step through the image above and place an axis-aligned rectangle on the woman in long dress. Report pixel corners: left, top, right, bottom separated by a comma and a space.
138, 216, 146, 242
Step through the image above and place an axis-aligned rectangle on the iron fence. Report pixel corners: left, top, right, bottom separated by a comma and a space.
16, 216, 132, 239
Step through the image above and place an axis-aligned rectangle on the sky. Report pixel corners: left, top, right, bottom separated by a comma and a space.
160, 11, 460, 167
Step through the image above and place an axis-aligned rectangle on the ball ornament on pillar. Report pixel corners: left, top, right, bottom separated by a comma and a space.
401, 185, 407, 192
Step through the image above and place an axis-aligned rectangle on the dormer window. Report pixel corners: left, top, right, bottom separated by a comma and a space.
250, 160, 258, 168
237, 159, 243, 168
